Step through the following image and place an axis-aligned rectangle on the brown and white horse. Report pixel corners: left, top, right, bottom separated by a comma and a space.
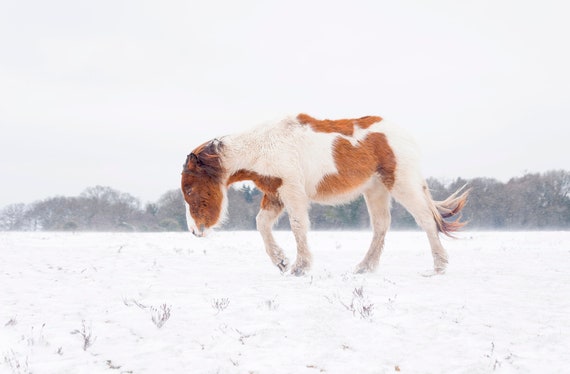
181, 114, 469, 276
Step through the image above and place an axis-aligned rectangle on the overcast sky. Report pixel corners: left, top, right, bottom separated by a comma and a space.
1, 0, 569, 207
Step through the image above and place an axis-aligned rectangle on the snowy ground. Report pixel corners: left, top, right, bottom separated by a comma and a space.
1, 231, 569, 373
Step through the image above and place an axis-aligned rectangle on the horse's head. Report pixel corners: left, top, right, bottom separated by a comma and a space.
181, 139, 226, 237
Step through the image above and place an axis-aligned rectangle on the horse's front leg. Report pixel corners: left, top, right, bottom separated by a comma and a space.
280, 190, 312, 276
289, 217, 312, 276
256, 195, 289, 272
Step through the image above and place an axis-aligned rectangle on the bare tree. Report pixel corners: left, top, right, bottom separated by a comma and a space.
0, 203, 26, 230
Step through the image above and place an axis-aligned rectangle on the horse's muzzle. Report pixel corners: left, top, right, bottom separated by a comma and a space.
191, 224, 207, 237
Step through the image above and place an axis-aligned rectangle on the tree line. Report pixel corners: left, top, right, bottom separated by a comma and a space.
1, 170, 569, 232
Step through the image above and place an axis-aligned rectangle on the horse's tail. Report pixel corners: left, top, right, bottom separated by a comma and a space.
425, 184, 470, 237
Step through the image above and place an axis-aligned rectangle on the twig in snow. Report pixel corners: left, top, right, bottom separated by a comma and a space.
235, 328, 256, 345
123, 298, 171, 328
211, 298, 230, 314
263, 297, 279, 310
3, 350, 30, 374
26, 323, 47, 347
122, 297, 148, 309
70, 320, 96, 351
150, 304, 171, 328
106, 360, 122, 370
339, 286, 375, 320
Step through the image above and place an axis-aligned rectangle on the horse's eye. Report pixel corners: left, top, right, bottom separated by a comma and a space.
185, 187, 193, 195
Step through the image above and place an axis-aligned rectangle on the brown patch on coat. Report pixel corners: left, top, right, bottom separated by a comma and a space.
316, 133, 397, 198
260, 193, 284, 212
181, 140, 225, 228
297, 113, 382, 136
228, 169, 284, 211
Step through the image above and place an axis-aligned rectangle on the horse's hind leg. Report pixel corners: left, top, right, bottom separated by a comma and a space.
355, 178, 392, 273
256, 195, 289, 272
392, 179, 448, 273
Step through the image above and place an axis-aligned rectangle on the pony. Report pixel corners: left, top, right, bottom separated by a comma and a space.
181, 114, 469, 276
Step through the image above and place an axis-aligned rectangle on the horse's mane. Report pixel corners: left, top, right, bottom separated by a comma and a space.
182, 139, 224, 182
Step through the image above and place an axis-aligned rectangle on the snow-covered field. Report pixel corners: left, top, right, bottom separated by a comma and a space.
1, 231, 569, 373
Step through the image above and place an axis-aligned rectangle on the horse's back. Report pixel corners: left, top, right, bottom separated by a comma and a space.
236, 114, 422, 202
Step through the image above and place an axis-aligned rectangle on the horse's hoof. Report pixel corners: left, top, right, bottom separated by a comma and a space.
290, 262, 309, 276
434, 265, 447, 275
276, 259, 290, 273
291, 266, 306, 276
354, 263, 374, 274
290, 257, 311, 276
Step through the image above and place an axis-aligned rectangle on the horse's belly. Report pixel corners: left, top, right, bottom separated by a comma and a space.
309, 177, 374, 205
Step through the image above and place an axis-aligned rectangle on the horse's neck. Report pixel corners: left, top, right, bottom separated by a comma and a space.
221, 131, 262, 177
220, 117, 295, 182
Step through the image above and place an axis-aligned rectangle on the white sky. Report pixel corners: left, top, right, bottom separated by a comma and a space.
1, 0, 569, 207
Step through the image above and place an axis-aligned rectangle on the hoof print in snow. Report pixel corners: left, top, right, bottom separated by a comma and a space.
421, 269, 446, 277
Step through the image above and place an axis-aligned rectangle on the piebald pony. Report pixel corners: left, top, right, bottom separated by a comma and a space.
182, 114, 468, 276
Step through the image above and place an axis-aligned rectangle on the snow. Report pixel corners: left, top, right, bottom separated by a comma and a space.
1, 231, 569, 373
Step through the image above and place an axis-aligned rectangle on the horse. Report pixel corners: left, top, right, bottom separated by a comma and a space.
181, 113, 469, 276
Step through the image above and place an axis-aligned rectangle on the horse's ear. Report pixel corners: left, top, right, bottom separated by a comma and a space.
211, 139, 223, 153
203, 139, 223, 156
